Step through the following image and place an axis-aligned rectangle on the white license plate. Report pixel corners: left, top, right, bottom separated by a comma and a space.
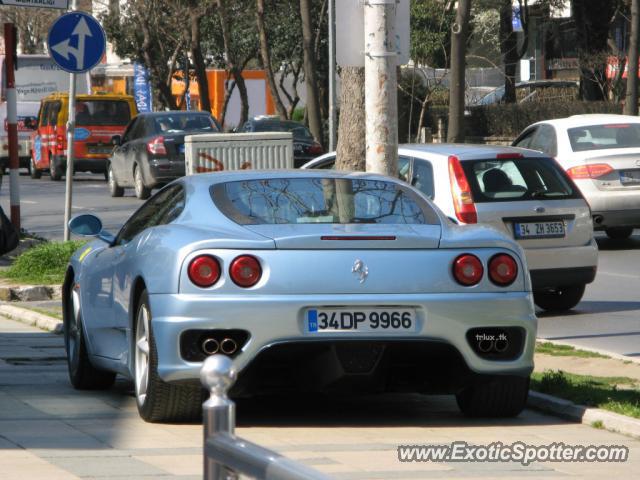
620, 169, 640, 185
306, 308, 417, 334
514, 221, 565, 239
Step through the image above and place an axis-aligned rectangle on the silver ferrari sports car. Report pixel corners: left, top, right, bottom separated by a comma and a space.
64, 170, 537, 423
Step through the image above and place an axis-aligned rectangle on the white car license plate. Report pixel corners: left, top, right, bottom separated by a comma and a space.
620, 169, 640, 185
306, 308, 417, 333
514, 221, 565, 239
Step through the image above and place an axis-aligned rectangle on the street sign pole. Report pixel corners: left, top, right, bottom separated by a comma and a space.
328, 0, 337, 152
4, 23, 20, 231
63, 0, 77, 242
47, 3, 105, 241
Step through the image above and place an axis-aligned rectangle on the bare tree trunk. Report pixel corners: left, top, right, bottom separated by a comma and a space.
336, 67, 365, 171
187, 1, 211, 113
626, 0, 639, 116
447, 0, 471, 143
300, 0, 323, 144
256, 0, 288, 118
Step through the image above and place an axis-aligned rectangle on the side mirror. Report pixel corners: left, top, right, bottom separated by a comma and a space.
69, 214, 103, 236
111, 135, 122, 146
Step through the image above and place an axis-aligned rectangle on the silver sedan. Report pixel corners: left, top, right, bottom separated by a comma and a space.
64, 170, 536, 422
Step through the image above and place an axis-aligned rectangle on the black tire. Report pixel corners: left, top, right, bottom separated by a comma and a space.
533, 284, 585, 312
605, 227, 633, 240
108, 163, 124, 197
50, 158, 62, 181
456, 376, 530, 418
134, 290, 203, 423
134, 165, 150, 200
30, 157, 41, 179
64, 280, 117, 390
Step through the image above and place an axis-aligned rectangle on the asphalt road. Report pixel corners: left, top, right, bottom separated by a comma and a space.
1, 316, 639, 479
1, 173, 639, 358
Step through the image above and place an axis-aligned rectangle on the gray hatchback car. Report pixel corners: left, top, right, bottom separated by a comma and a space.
304, 144, 598, 312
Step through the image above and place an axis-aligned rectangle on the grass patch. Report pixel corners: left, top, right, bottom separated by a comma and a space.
0, 240, 85, 285
531, 370, 640, 419
19, 306, 63, 320
535, 342, 609, 359
591, 420, 604, 429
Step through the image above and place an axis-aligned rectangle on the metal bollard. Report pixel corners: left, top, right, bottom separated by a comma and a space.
201, 354, 238, 480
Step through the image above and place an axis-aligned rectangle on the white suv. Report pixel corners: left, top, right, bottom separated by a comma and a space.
303, 144, 598, 311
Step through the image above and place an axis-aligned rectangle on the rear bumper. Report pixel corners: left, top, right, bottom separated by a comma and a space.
143, 157, 185, 188
592, 209, 640, 230
53, 156, 107, 174
522, 237, 598, 272
147, 291, 537, 387
530, 266, 597, 290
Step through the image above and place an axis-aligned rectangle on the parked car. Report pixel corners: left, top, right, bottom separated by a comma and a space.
65, 170, 535, 422
0, 101, 39, 172
303, 144, 598, 312
470, 80, 579, 107
513, 114, 640, 239
108, 111, 220, 199
30, 92, 137, 180
237, 116, 323, 167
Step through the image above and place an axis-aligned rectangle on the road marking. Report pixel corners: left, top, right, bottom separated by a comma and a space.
598, 271, 639, 279
22, 200, 37, 204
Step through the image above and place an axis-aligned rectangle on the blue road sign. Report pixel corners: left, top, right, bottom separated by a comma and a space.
47, 12, 106, 73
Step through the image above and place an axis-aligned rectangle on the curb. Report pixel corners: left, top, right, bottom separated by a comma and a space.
0, 303, 63, 334
528, 390, 640, 440
0, 284, 62, 302
536, 338, 640, 365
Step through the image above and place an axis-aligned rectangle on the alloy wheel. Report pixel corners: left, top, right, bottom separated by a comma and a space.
135, 302, 151, 406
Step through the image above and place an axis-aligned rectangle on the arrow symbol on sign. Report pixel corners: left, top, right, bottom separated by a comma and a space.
50, 17, 92, 70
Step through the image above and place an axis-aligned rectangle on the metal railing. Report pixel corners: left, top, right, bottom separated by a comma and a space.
201, 354, 332, 480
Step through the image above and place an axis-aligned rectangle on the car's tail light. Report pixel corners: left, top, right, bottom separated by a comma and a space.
496, 152, 523, 159
56, 134, 65, 149
488, 254, 518, 286
147, 136, 167, 155
567, 163, 613, 179
188, 255, 221, 288
229, 255, 262, 287
453, 254, 483, 286
448, 155, 477, 224
308, 142, 323, 155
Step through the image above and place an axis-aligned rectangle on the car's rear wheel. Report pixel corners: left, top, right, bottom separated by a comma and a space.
533, 284, 585, 311
456, 376, 529, 417
134, 290, 203, 423
30, 157, 41, 179
64, 281, 117, 390
605, 227, 633, 240
134, 165, 150, 200
108, 163, 124, 197
49, 157, 62, 181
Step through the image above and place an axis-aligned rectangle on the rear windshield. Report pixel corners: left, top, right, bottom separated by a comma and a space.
153, 114, 218, 134
212, 178, 439, 225
568, 123, 640, 151
76, 100, 131, 126
255, 121, 314, 141
461, 157, 581, 202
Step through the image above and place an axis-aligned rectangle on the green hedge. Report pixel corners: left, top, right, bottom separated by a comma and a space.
465, 101, 623, 138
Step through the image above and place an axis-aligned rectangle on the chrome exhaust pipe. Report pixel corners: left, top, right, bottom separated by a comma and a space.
478, 339, 494, 353
494, 338, 509, 353
220, 337, 238, 355
202, 338, 220, 355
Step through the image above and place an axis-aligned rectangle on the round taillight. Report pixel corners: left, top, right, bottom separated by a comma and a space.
453, 254, 483, 286
229, 255, 262, 287
188, 255, 221, 288
488, 254, 518, 286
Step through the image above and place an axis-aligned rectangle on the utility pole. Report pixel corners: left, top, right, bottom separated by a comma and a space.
447, 0, 471, 143
364, 0, 398, 177
625, 0, 639, 116
328, 0, 337, 151
4, 23, 20, 231
63, 0, 78, 241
